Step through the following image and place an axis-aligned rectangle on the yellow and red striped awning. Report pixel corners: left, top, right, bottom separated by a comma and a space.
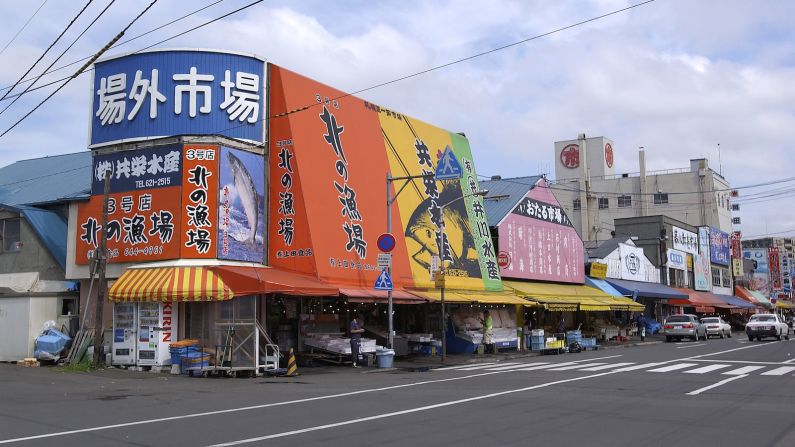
109, 267, 234, 302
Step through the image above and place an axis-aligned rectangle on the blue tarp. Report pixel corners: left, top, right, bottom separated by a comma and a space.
585, 277, 624, 297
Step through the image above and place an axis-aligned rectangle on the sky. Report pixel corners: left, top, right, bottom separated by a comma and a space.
0, 0, 793, 240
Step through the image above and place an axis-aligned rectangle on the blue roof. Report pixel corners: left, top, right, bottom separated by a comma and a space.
478, 175, 543, 226
604, 278, 689, 300
585, 277, 624, 297
15, 205, 68, 270
713, 293, 756, 309
0, 151, 91, 206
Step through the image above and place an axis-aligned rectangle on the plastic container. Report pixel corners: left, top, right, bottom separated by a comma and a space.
375, 349, 395, 368
180, 351, 210, 374
169, 345, 199, 366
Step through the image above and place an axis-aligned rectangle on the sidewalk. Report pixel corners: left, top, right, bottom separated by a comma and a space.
386, 333, 664, 372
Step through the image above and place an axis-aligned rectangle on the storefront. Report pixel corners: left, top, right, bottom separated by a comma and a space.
603, 278, 689, 321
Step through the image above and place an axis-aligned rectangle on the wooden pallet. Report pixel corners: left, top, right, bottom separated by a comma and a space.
17, 358, 40, 367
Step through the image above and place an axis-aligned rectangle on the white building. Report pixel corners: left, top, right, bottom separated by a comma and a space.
551, 134, 735, 243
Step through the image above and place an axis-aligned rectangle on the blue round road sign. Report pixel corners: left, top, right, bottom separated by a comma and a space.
377, 233, 396, 252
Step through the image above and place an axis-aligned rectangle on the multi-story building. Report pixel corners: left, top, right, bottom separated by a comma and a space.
551, 134, 735, 243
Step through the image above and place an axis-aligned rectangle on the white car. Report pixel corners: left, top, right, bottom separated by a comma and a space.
745, 314, 790, 341
702, 316, 732, 339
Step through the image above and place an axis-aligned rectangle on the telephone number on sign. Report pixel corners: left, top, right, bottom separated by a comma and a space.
124, 245, 165, 256
135, 177, 171, 188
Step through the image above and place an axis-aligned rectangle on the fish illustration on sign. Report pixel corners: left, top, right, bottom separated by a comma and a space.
227, 151, 259, 245
404, 183, 481, 277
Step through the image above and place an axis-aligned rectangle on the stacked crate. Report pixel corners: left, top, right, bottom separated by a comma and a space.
528, 329, 545, 352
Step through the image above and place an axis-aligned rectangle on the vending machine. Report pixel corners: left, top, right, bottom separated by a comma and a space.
112, 302, 137, 365
136, 302, 177, 366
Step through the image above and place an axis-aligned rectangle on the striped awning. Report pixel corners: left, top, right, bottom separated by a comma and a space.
109, 267, 233, 302
413, 290, 530, 306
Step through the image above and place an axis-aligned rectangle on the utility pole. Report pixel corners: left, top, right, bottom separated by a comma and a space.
93, 171, 110, 368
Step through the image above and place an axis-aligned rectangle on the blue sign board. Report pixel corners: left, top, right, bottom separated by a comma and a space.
434, 146, 463, 180
374, 268, 394, 291
91, 145, 183, 194
377, 233, 396, 252
708, 227, 730, 266
90, 50, 266, 147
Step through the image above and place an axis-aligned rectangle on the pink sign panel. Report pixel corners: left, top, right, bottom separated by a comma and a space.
497, 179, 584, 283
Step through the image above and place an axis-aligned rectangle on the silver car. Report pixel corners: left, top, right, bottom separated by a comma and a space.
664, 314, 707, 342
702, 316, 732, 339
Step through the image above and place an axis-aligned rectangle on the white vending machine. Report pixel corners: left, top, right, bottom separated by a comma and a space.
112, 302, 137, 365
136, 302, 177, 366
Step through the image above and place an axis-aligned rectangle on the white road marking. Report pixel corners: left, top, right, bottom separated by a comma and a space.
613, 362, 665, 372
485, 363, 548, 371
0, 342, 773, 445
677, 343, 706, 349
783, 357, 795, 364
514, 362, 578, 371
690, 359, 790, 365
648, 363, 698, 372
547, 363, 607, 371
683, 364, 731, 374
722, 366, 766, 375
206, 370, 626, 447
686, 375, 748, 396
457, 362, 521, 371
434, 362, 496, 371
760, 366, 795, 376
578, 362, 635, 371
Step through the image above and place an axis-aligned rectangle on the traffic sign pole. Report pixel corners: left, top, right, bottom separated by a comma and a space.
386, 174, 394, 349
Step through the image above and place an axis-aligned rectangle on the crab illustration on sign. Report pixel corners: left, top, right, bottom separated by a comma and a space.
560, 144, 580, 169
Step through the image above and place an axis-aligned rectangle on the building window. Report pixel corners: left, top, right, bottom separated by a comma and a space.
721, 271, 731, 288
711, 267, 721, 287
617, 195, 632, 208
732, 217, 742, 225
1, 218, 21, 252
573, 198, 581, 211
653, 193, 669, 205
598, 197, 609, 209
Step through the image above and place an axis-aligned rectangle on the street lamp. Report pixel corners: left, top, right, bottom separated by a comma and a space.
437, 188, 489, 363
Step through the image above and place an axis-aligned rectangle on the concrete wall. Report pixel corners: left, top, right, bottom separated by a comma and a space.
0, 210, 63, 281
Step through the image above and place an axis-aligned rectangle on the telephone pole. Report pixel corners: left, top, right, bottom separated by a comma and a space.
93, 171, 110, 367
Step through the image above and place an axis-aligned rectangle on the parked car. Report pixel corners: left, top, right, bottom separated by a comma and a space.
702, 316, 732, 339
745, 314, 790, 341
663, 314, 707, 342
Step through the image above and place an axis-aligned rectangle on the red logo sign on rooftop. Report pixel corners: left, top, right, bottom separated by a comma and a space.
560, 144, 580, 169
604, 143, 614, 168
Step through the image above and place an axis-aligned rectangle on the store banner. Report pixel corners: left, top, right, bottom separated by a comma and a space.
267, 64, 501, 290
590, 262, 607, 278
671, 226, 698, 255
91, 145, 183, 195
769, 247, 782, 290
180, 145, 219, 259
695, 227, 711, 291
90, 50, 266, 147
216, 147, 265, 263
75, 186, 182, 264
708, 227, 730, 265
744, 248, 769, 272
666, 249, 687, 270
732, 258, 744, 277
730, 232, 742, 259
499, 178, 584, 283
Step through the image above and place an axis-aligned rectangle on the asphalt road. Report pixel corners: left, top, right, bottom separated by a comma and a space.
2, 336, 795, 447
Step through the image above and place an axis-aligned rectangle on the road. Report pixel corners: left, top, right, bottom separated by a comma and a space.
1, 336, 795, 447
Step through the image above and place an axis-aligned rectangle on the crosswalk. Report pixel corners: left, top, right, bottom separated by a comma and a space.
434, 360, 795, 377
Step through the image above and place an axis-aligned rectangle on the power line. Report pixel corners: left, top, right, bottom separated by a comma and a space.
0, 0, 117, 116
0, 0, 49, 56
0, 0, 94, 103
0, 0, 160, 138
0, 0, 226, 96
0, 0, 261, 104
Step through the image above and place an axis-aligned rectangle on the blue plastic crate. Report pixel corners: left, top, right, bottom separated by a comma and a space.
530, 342, 545, 352
580, 337, 598, 348
180, 352, 210, 374
169, 345, 199, 366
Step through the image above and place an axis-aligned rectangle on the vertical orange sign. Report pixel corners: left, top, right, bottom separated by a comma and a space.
180, 145, 219, 259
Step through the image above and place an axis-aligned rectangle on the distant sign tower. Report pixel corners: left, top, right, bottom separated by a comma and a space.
554, 135, 616, 181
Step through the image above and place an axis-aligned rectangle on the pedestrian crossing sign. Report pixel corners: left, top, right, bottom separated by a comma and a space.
434, 146, 463, 180
374, 268, 393, 291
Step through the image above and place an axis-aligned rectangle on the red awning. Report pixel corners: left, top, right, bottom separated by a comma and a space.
209, 266, 339, 296
668, 288, 734, 312
340, 288, 428, 305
